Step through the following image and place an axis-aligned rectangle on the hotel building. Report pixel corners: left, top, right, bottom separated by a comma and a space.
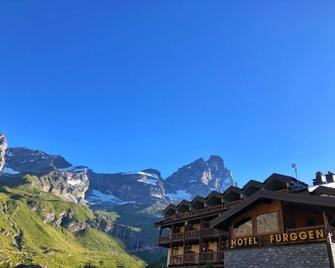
156, 172, 335, 268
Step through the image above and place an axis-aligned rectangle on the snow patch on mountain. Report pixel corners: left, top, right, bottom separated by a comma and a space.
1, 167, 19, 174
68, 178, 84, 186
166, 190, 192, 201
88, 190, 135, 205
137, 171, 160, 179
137, 177, 158, 185
58, 166, 88, 173
152, 193, 164, 199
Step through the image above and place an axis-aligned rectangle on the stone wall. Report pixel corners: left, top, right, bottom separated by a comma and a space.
224, 242, 330, 268
330, 241, 335, 266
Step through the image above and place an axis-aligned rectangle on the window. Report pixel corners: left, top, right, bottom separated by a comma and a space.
234, 217, 252, 236
256, 212, 279, 234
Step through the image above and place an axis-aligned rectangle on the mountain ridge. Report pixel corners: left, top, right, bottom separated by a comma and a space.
0, 132, 235, 265
2, 143, 234, 205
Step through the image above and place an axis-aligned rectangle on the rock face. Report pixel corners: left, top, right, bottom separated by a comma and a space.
87, 156, 234, 207
30, 168, 90, 204
165, 155, 234, 200
0, 133, 8, 172
2, 141, 234, 206
3, 146, 88, 204
5, 147, 71, 174
87, 169, 169, 208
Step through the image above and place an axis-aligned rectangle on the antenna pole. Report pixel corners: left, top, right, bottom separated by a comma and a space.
292, 163, 299, 189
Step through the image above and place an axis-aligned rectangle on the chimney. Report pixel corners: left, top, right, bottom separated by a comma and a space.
313, 171, 327, 186
326, 171, 335, 184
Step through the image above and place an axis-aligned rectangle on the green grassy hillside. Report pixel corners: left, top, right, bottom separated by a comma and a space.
0, 179, 144, 268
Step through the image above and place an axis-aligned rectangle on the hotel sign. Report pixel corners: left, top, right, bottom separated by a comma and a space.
230, 228, 325, 248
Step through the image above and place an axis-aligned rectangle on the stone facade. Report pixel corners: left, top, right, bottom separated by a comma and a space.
224, 242, 331, 268
330, 241, 335, 265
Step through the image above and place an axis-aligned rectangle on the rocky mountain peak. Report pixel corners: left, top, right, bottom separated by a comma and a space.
165, 155, 234, 201
0, 133, 8, 172
5, 147, 72, 174
207, 155, 225, 169
0, 132, 234, 207
141, 169, 162, 179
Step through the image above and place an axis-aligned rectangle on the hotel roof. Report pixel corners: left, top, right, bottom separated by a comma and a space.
210, 188, 335, 228
172, 173, 308, 209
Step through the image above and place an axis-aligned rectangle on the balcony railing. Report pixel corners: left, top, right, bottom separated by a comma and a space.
171, 232, 184, 241
190, 208, 205, 216
169, 252, 221, 266
205, 204, 224, 213
186, 229, 201, 239
223, 200, 241, 209
159, 229, 228, 244
170, 255, 183, 265
163, 200, 243, 220
183, 253, 199, 264
201, 251, 218, 262
202, 228, 225, 237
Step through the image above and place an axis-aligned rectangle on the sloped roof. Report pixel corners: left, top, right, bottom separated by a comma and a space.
263, 173, 308, 190
312, 185, 335, 196
242, 180, 263, 192
163, 204, 177, 213
177, 199, 191, 208
206, 191, 224, 202
222, 186, 241, 201
211, 189, 335, 228
191, 195, 206, 204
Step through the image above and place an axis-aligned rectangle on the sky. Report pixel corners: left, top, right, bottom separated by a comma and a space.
1, 0, 335, 186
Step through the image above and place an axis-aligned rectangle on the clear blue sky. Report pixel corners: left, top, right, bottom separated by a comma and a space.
1, 0, 335, 186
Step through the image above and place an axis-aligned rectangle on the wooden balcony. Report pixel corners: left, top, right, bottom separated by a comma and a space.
170, 255, 183, 265
201, 251, 218, 263
202, 228, 225, 237
183, 253, 200, 264
163, 200, 243, 220
171, 232, 184, 241
185, 229, 201, 240
160, 228, 228, 244
205, 204, 224, 213
223, 200, 241, 209
169, 252, 224, 266
177, 212, 190, 219
190, 208, 205, 216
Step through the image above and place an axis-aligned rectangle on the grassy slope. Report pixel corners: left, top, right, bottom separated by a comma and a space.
0, 182, 144, 268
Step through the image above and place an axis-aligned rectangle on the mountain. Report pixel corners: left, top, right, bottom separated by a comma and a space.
5, 147, 72, 174
87, 169, 168, 208
0, 175, 144, 267
2, 144, 234, 206
165, 155, 234, 200
0, 132, 235, 265
3, 147, 89, 204
87, 156, 233, 206
0, 133, 7, 172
